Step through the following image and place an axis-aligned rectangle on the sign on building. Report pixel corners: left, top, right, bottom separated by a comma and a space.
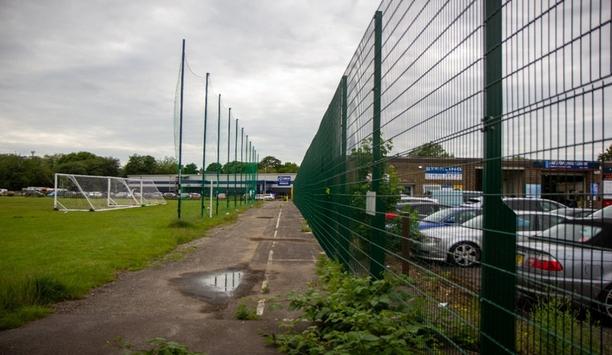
537, 160, 599, 170
425, 167, 463, 181
277, 175, 292, 186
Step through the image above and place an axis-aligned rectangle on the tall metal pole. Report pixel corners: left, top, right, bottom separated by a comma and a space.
245, 136, 249, 203
248, 141, 252, 203
216, 94, 221, 216
240, 127, 244, 205
480, 0, 516, 352
234, 118, 238, 207
256, 152, 259, 198
177, 39, 186, 220
201, 72, 210, 218
370, 11, 385, 279
226, 107, 231, 208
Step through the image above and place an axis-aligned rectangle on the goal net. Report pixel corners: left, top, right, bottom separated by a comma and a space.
54, 173, 166, 211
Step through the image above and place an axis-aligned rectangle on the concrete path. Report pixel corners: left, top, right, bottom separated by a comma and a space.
0, 201, 320, 355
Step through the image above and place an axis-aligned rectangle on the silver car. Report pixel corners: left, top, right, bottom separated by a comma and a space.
411, 211, 568, 267
516, 218, 612, 320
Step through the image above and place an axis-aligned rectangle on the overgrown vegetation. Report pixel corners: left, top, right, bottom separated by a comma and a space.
235, 303, 259, 320
112, 336, 204, 355
300, 221, 311, 233
0, 198, 255, 330
269, 257, 440, 354
517, 298, 602, 355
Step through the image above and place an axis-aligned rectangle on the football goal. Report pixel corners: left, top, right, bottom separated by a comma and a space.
53, 173, 166, 211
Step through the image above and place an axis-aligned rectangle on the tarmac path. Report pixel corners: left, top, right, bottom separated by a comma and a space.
0, 201, 321, 355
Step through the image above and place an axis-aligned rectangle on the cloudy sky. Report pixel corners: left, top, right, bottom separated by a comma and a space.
0, 0, 379, 165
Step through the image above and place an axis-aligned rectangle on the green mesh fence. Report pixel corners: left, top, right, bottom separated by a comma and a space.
294, 1, 612, 353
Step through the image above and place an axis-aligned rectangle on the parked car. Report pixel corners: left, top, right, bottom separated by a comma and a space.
163, 192, 177, 199
0, 188, 7, 196
395, 199, 450, 220
411, 211, 568, 267
189, 192, 201, 199
589, 205, 612, 219
462, 197, 566, 212
255, 193, 275, 201
516, 218, 612, 320
550, 207, 596, 219
418, 207, 481, 230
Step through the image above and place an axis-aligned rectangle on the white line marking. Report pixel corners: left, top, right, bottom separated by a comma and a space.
275, 209, 282, 230
257, 206, 283, 317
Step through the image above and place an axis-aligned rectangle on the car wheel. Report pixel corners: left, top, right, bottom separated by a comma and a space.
600, 285, 612, 322
448, 242, 480, 267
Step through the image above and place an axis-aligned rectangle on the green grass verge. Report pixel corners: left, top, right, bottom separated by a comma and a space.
0, 197, 258, 330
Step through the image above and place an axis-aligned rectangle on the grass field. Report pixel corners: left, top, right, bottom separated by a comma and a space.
0, 197, 256, 330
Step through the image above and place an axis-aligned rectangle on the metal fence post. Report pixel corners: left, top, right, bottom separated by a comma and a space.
370, 10, 385, 279
481, 0, 517, 352
339, 75, 350, 269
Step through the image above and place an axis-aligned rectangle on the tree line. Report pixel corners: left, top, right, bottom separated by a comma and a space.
0, 152, 300, 190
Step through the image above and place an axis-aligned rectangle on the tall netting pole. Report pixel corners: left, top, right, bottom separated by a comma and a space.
256, 152, 259, 197
234, 118, 238, 207
249, 141, 252, 203
216, 94, 221, 216
200, 72, 210, 218
177, 39, 186, 220
240, 127, 244, 205
227, 108, 231, 209
480, 0, 516, 352
245, 135, 249, 204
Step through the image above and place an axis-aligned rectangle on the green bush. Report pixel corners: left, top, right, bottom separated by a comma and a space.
269, 257, 439, 354
235, 303, 259, 321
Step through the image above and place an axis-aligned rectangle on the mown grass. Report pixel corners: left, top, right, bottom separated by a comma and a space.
0, 197, 257, 330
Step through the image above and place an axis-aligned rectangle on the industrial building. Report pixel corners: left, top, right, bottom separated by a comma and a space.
389, 157, 604, 208
129, 173, 296, 199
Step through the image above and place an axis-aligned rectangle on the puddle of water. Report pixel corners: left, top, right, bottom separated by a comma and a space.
197, 270, 243, 295
173, 268, 248, 304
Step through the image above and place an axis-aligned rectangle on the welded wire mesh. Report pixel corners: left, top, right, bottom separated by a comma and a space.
294, 0, 612, 353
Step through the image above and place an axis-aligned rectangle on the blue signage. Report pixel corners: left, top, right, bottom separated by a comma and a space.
277, 176, 292, 186
425, 167, 463, 181
537, 160, 599, 170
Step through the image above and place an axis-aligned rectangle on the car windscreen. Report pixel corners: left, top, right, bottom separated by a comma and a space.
422, 208, 457, 223
540, 223, 603, 243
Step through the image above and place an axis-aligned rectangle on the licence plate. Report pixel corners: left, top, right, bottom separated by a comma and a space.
516, 254, 524, 266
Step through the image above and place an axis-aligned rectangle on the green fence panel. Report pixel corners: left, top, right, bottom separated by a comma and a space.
294, 0, 611, 353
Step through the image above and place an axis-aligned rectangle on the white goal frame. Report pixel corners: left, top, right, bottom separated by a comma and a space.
53, 173, 166, 212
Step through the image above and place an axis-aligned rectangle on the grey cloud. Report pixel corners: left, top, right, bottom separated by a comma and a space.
0, 0, 379, 165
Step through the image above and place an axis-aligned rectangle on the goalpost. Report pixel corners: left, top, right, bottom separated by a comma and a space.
54, 173, 166, 212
